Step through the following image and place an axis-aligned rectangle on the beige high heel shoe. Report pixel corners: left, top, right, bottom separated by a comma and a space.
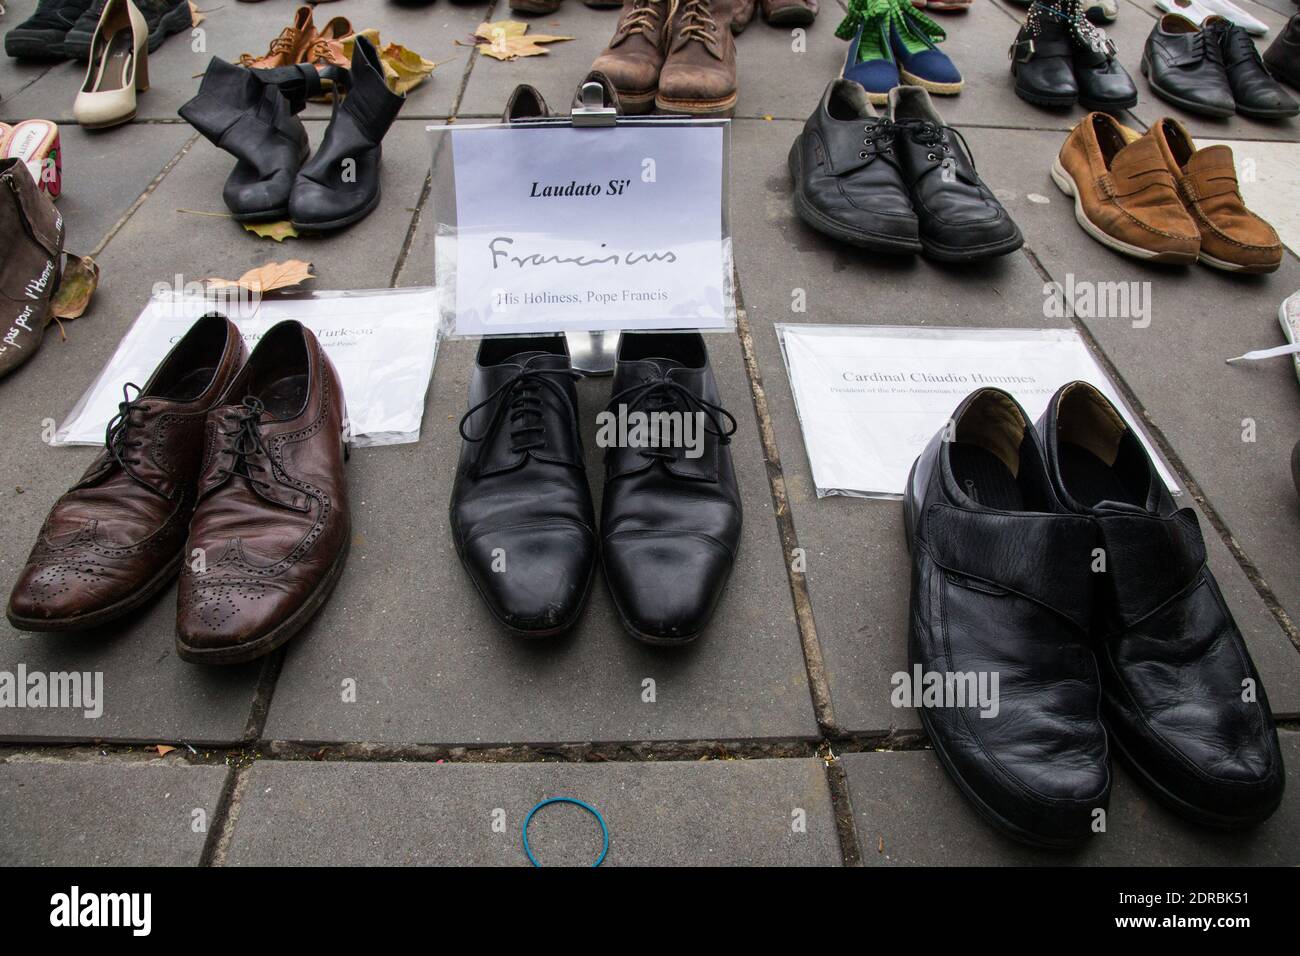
73, 0, 149, 130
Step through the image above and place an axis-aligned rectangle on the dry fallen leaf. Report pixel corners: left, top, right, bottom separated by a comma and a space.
466, 20, 573, 61
242, 220, 299, 242
206, 260, 315, 294
341, 30, 437, 95
50, 254, 99, 320
188, 1, 204, 27
156, 745, 176, 756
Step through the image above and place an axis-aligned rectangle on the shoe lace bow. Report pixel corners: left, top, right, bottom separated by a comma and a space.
459, 366, 584, 455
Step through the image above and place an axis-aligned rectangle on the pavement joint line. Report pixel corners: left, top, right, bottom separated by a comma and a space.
88, 131, 200, 259
1, 64, 56, 107
448, 0, 500, 121
732, 284, 842, 737
390, 170, 434, 288
240, 647, 288, 743
1019, 243, 1300, 658
203, 762, 249, 868
820, 749, 864, 866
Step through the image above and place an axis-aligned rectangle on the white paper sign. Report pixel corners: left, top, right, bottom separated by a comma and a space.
438, 124, 730, 335
778, 324, 1178, 499
56, 288, 440, 448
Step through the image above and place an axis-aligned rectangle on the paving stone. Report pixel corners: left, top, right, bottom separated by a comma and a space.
0, 119, 430, 744
842, 729, 1300, 864
0, 0, 477, 124
0, 757, 229, 865
223, 756, 839, 865
1250, 0, 1298, 18
983, 125, 1300, 713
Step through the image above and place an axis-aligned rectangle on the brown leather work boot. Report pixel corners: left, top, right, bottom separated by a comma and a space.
656, 0, 738, 116
239, 5, 318, 70
303, 15, 351, 70
762, 0, 816, 27
1150, 118, 1283, 274
7, 314, 246, 631
0, 157, 64, 381
592, 0, 673, 115
176, 320, 351, 665
1051, 112, 1200, 265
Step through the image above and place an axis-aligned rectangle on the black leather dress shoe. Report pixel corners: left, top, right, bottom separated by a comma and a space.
1263, 13, 1300, 92
888, 87, 1023, 262
788, 79, 921, 254
180, 60, 330, 222
1209, 17, 1299, 119
1037, 382, 1285, 828
601, 332, 741, 645
1010, 6, 1079, 108
905, 388, 1109, 849
1142, 13, 1236, 118
450, 337, 597, 638
290, 35, 404, 232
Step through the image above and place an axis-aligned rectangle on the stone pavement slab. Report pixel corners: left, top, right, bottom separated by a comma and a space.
0, 0, 478, 124
842, 729, 1300, 864
0, 118, 430, 744
0, 757, 228, 865
223, 756, 839, 865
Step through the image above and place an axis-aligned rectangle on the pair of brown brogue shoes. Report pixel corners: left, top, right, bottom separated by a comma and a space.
6, 315, 351, 665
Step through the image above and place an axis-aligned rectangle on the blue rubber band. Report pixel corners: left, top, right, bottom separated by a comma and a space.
522, 797, 609, 868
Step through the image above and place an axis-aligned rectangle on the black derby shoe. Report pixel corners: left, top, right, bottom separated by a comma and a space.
1209, 17, 1299, 119
1142, 13, 1236, 118
788, 79, 921, 255
1010, 7, 1079, 108
888, 87, 1023, 262
450, 337, 597, 637
1037, 382, 1286, 828
601, 332, 742, 645
905, 388, 1110, 849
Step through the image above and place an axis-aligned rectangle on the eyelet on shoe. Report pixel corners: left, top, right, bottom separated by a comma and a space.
928, 153, 938, 161
943, 145, 950, 152
860, 151, 869, 158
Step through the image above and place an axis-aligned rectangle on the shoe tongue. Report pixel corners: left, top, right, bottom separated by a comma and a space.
1092, 498, 1152, 516
636, 356, 686, 377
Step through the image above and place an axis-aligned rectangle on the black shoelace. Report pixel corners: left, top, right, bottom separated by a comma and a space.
860, 119, 897, 161
459, 367, 583, 455
1208, 19, 1260, 68
905, 120, 975, 171
214, 396, 275, 493
605, 374, 737, 461
104, 382, 151, 471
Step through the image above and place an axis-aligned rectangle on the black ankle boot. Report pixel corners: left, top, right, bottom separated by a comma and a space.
179, 59, 335, 222
289, 35, 404, 232
1011, 2, 1079, 107
1068, 6, 1137, 111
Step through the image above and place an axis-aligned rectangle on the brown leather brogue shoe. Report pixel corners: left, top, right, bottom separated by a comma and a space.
239, 5, 317, 70
656, 0, 738, 116
1051, 112, 1200, 265
1151, 118, 1283, 274
7, 314, 246, 631
592, 0, 673, 114
0, 157, 64, 381
175, 320, 350, 665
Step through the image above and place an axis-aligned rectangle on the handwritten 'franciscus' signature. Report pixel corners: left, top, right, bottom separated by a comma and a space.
489, 237, 677, 270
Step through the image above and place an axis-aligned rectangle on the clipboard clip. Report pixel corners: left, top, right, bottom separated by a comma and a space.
571, 80, 618, 128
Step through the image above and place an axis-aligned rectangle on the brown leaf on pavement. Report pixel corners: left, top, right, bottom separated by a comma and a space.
156, 745, 177, 756
465, 20, 573, 61
242, 220, 299, 242
50, 254, 99, 320
206, 260, 315, 294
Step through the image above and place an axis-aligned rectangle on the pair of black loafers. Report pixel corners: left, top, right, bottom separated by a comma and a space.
179, 36, 405, 231
450, 333, 742, 645
1011, 1, 1138, 111
790, 79, 1023, 263
907, 382, 1285, 848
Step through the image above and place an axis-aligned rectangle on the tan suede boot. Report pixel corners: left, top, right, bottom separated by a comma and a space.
1150, 118, 1283, 274
240, 5, 318, 70
1051, 112, 1200, 265
656, 0, 738, 116
592, 0, 673, 115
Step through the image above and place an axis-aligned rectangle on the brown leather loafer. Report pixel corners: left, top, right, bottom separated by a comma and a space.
1151, 118, 1283, 274
1051, 112, 1200, 265
592, 0, 672, 115
0, 157, 64, 382
7, 314, 246, 631
655, 0, 738, 116
176, 320, 350, 665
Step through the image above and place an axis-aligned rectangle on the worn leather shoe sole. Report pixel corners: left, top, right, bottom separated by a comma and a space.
1198, 250, 1280, 273
1140, 55, 1237, 118
1051, 157, 1199, 264
613, 88, 658, 114
655, 91, 738, 116
787, 140, 923, 254
900, 71, 962, 95
175, 531, 351, 665
6, 551, 184, 633
4, 29, 71, 59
